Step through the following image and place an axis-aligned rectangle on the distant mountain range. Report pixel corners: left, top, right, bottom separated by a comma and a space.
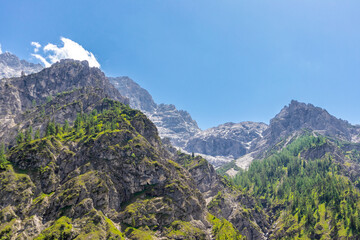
2, 53, 359, 168
109, 76, 360, 168
0, 52, 43, 78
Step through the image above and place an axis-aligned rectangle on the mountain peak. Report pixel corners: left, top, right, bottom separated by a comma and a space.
265, 100, 358, 143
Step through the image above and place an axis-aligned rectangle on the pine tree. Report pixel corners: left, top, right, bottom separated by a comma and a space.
46, 121, 56, 136
25, 126, 33, 142
0, 143, 6, 169
64, 120, 70, 132
74, 114, 82, 132
16, 131, 24, 144
34, 129, 41, 139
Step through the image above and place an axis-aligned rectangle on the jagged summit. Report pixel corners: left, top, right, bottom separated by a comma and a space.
263, 99, 359, 144
0, 52, 43, 79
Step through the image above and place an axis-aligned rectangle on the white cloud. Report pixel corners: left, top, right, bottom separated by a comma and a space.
0, 44, 2, 54
31, 37, 100, 68
31, 42, 41, 53
32, 53, 51, 67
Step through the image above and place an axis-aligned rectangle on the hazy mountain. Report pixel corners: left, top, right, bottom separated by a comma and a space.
185, 121, 267, 159
109, 77, 201, 148
109, 76, 157, 113
0, 52, 43, 79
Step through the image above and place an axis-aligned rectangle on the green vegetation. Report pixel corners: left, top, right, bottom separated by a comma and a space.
207, 213, 244, 240
166, 220, 207, 239
216, 160, 242, 177
231, 135, 360, 238
0, 143, 8, 169
35, 216, 73, 240
125, 227, 154, 240
176, 151, 208, 170
14, 100, 146, 148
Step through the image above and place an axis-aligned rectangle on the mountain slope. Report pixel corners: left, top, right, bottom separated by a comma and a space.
0, 52, 43, 79
231, 134, 360, 239
109, 76, 157, 113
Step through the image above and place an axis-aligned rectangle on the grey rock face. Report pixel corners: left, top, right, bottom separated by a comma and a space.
149, 104, 201, 147
0, 52, 43, 79
109, 76, 157, 113
110, 76, 201, 148
185, 121, 267, 159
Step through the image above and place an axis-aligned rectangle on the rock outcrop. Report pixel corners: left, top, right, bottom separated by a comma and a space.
109, 76, 157, 113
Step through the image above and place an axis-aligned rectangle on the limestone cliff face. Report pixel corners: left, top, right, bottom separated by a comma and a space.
0, 52, 43, 79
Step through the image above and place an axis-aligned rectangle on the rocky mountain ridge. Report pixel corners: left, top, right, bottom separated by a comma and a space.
0, 59, 128, 145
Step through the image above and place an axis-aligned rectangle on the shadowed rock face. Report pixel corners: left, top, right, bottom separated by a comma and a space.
0, 52, 43, 79
173, 151, 270, 240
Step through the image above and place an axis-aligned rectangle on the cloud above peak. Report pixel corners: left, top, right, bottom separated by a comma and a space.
31, 37, 100, 68
0, 44, 2, 54
31, 42, 41, 53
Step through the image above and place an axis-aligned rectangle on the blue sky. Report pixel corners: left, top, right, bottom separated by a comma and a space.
1, 0, 359, 129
